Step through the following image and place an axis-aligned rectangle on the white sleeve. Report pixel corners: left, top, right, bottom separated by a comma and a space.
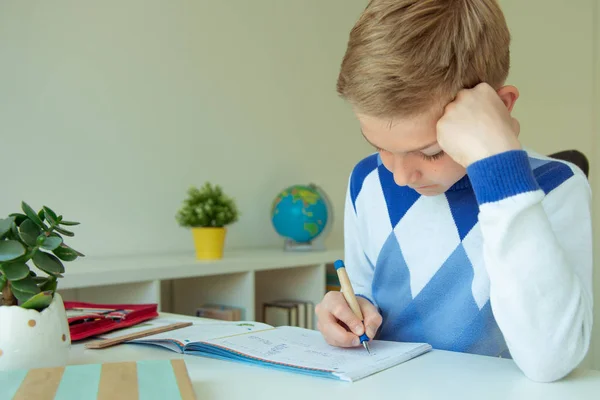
342, 174, 377, 307
467, 150, 593, 382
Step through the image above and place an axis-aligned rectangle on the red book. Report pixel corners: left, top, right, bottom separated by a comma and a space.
64, 301, 159, 341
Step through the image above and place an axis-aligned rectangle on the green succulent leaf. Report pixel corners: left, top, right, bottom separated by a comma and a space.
31, 276, 47, 284
20, 290, 53, 310
9, 221, 20, 241
42, 206, 59, 224
58, 220, 80, 226
22, 202, 46, 230
40, 234, 62, 251
11, 286, 34, 303
40, 276, 57, 292
0, 275, 6, 292
19, 219, 41, 247
0, 262, 30, 281
0, 217, 15, 238
54, 226, 74, 237
0, 240, 26, 262
67, 244, 84, 257
52, 245, 78, 261
32, 251, 65, 275
10, 275, 41, 294
8, 213, 28, 226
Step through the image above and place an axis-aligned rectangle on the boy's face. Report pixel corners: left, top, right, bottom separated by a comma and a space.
357, 109, 466, 196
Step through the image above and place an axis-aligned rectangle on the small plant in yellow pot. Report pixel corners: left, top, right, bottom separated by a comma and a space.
176, 183, 239, 260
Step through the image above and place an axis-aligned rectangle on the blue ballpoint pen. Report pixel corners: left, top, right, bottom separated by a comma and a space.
334, 259, 371, 355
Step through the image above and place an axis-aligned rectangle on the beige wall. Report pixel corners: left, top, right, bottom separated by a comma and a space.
0, 0, 371, 256
499, 0, 595, 155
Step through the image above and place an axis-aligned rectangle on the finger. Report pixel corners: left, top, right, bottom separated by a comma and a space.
363, 312, 382, 339
359, 301, 383, 339
329, 300, 364, 336
318, 312, 360, 347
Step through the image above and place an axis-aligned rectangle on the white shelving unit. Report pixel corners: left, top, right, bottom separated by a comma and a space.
57, 247, 343, 326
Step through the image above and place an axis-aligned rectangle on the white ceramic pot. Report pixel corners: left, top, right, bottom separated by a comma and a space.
0, 292, 71, 371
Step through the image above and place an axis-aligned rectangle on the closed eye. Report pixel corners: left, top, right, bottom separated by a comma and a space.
375, 145, 444, 161
420, 151, 445, 161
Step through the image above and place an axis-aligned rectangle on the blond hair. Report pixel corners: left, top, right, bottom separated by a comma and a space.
337, 0, 511, 117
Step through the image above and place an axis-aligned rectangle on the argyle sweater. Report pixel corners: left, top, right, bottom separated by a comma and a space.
344, 149, 593, 382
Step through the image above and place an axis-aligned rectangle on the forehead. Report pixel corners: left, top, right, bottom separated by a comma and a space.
357, 110, 442, 151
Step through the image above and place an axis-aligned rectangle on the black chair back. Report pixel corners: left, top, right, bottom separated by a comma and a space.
548, 150, 589, 178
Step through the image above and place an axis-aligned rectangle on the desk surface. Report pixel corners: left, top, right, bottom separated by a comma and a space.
69, 314, 600, 400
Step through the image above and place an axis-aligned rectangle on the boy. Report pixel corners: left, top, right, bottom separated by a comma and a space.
315, 0, 593, 383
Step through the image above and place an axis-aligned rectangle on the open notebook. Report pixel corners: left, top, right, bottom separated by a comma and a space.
100, 319, 431, 382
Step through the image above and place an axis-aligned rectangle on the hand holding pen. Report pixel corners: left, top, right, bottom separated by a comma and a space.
315, 259, 382, 354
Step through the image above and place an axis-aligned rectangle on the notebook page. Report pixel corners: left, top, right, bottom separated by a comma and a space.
202, 326, 431, 381
123, 320, 273, 349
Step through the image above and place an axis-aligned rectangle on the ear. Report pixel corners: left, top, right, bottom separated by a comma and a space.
496, 85, 519, 112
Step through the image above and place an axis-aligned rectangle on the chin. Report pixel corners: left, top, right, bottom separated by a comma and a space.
417, 191, 444, 197
414, 186, 445, 196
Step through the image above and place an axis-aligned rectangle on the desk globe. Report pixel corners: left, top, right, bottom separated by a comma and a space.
270, 183, 332, 251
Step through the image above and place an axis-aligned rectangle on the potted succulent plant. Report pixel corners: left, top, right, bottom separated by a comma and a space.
176, 183, 239, 260
0, 202, 83, 371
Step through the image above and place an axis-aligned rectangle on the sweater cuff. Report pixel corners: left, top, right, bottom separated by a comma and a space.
467, 150, 540, 205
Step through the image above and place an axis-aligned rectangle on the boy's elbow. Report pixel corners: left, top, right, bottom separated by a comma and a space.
513, 336, 590, 383
512, 295, 593, 383
518, 360, 575, 383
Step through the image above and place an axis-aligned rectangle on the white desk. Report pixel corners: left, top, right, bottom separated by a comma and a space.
68, 314, 600, 400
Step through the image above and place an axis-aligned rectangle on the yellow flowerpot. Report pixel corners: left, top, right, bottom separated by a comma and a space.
191, 227, 226, 260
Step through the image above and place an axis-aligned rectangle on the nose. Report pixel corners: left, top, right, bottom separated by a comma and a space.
392, 156, 421, 186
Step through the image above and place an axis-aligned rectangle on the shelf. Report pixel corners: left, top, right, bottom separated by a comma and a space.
255, 265, 325, 324
57, 247, 342, 326
169, 272, 255, 320
59, 247, 343, 290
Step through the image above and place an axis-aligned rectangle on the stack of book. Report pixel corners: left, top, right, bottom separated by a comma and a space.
195, 304, 242, 321
263, 300, 315, 329
326, 271, 341, 292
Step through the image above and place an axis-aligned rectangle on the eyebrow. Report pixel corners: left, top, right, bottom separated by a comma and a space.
360, 129, 438, 153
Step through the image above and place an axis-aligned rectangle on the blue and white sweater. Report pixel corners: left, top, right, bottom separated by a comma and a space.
344, 149, 593, 382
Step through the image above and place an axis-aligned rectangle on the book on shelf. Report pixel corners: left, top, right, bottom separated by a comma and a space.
0, 359, 195, 400
196, 304, 242, 321
326, 271, 341, 292
107, 318, 431, 382
263, 300, 314, 329
326, 283, 341, 292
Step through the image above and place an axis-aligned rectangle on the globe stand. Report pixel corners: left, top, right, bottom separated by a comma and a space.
283, 236, 326, 252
